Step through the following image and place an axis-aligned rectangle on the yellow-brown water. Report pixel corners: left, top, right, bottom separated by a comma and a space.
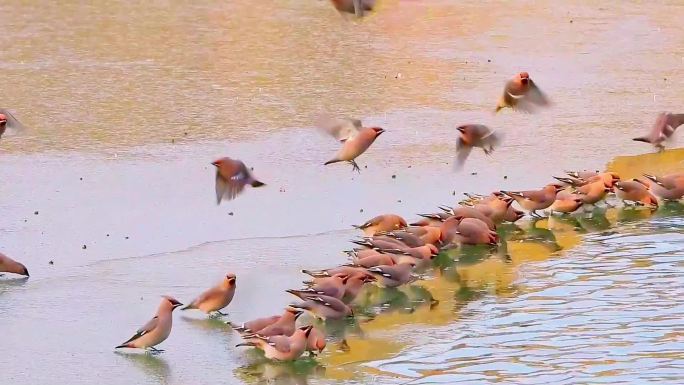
0, 1, 683, 384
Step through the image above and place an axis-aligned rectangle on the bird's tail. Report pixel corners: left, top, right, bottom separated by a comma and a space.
324, 159, 340, 166
180, 304, 194, 311
236, 342, 257, 348
251, 180, 265, 188
632, 136, 651, 143
301, 269, 328, 278
115, 343, 131, 349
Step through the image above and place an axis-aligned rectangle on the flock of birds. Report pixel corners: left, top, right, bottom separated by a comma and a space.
1, 0, 684, 366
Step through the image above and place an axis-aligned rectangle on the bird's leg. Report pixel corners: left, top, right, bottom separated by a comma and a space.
349, 160, 361, 173
148, 347, 164, 354
215, 310, 228, 316
530, 210, 542, 218
656, 144, 665, 153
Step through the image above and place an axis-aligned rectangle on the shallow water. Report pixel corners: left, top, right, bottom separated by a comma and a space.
1, 1, 683, 385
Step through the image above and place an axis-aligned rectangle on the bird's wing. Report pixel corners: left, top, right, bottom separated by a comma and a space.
216, 162, 249, 203
0, 109, 28, 131
317, 116, 361, 142
455, 138, 472, 170
668, 113, 684, 130
267, 335, 292, 353
121, 316, 158, 345
525, 80, 550, 106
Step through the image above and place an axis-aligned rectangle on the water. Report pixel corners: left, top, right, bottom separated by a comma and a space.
1, 1, 683, 384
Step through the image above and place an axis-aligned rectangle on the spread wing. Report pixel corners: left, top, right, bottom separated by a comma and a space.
316, 116, 362, 142
0, 109, 28, 132
121, 316, 158, 345
215, 162, 249, 203
455, 138, 472, 170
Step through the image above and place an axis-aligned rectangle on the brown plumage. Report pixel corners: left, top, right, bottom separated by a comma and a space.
575, 180, 611, 205
366, 262, 416, 288
615, 180, 658, 207
633, 112, 684, 150
455, 124, 501, 169
549, 190, 584, 214
229, 308, 303, 335
354, 214, 407, 236
182, 273, 236, 315
236, 325, 313, 361
0, 109, 28, 139
323, 123, 385, 172
0, 252, 29, 277
440, 217, 498, 246
212, 157, 265, 203
495, 72, 550, 113
643, 172, 684, 200
502, 184, 563, 217
329, 0, 375, 17
439, 206, 496, 230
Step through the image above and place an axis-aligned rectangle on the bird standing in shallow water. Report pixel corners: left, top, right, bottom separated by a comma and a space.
116, 296, 183, 352
212, 157, 265, 204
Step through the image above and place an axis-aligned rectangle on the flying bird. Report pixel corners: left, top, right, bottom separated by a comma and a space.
182, 273, 236, 315
633, 112, 684, 150
115, 296, 183, 352
329, 0, 375, 17
318, 117, 385, 172
495, 72, 550, 113
0, 109, 28, 139
212, 157, 265, 204
455, 124, 501, 169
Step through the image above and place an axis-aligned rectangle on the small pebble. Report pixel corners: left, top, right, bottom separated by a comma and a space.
397, 200, 402, 203
487, 59, 491, 63
34, 211, 39, 215
106, 234, 110, 237
183, 132, 188, 136
48, 260, 54, 265
452, 191, 456, 195
360, 209, 364, 213
570, 19, 573, 23
171, 139, 175, 143
504, 175, 508, 179
391, 175, 396, 179
471, 172, 477, 175
125, 236, 129, 240
82, 245, 87, 249
79, 177, 83, 181
228, 212, 234, 216
407, 165, 412, 168
364, 165, 367, 169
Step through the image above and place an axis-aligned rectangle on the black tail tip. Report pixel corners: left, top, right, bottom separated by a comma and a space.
632, 137, 650, 143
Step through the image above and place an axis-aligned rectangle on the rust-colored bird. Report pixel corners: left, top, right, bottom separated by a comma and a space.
643, 172, 684, 200
437, 206, 496, 230
440, 217, 498, 246
495, 72, 550, 113
366, 262, 416, 288
502, 184, 563, 217
0, 109, 28, 139
354, 214, 407, 236
549, 190, 584, 214
455, 124, 501, 169
305, 327, 327, 355
329, 0, 375, 17
290, 294, 354, 320
633, 112, 684, 150
182, 273, 236, 315
614, 179, 658, 207
116, 296, 183, 351
320, 117, 385, 172
212, 157, 265, 203
575, 179, 612, 205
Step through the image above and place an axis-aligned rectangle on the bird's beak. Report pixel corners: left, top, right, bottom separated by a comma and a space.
173, 303, 183, 309
377, 128, 386, 135
211, 161, 219, 167
294, 310, 304, 319
303, 325, 314, 337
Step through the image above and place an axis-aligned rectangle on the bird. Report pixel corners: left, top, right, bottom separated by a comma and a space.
402, 225, 442, 245
643, 173, 684, 200
289, 294, 354, 320
366, 262, 416, 288
302, 265, 368, 279
235, 307, 303, 337
115, 296, 183, 352
329, 0, 375, 17
548, 191, 584, 214
440, 217, 498, 246
502, 184, 564, 217
212, 157, 265, 203
305, 327, 327, 355
300, 273, 347, 299
438, 205, 497, 230
236, 325, 314, 361
340, 272, 375, 303
229, 307, 303, 334
0, 109, 28, 139
614, 180, 658, 207
633, 112, 684, 150
0, 252, 29, 277
349, 251, 397, 267
321, 119, 385, 172
181, 273, 236, 315
495, 72, 550, 113
353, 214, 407, 236
454, 124, 501, 169
375, 231, 425, 248
575, 179, 611, 205
565, 170, 600, 180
